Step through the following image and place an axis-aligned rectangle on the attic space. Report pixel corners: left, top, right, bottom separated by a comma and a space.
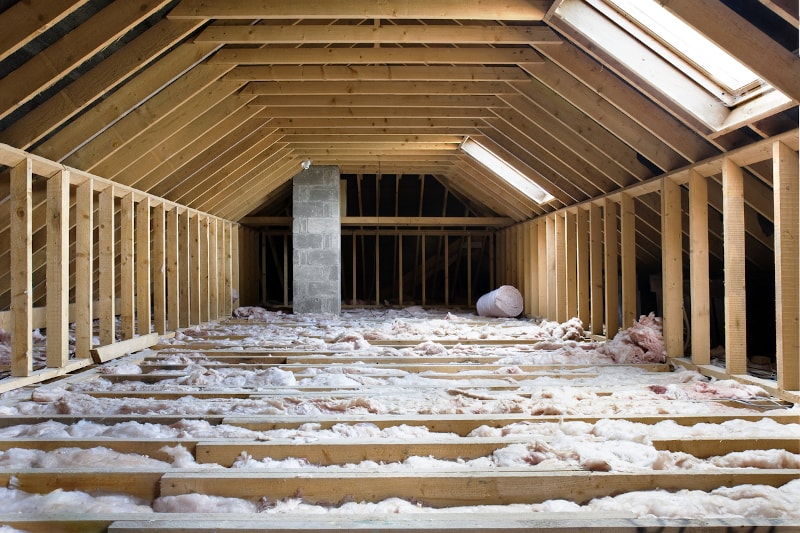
0, 0, 799, 530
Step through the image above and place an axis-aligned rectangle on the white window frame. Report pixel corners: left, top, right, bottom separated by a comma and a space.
547, 0, 793, 135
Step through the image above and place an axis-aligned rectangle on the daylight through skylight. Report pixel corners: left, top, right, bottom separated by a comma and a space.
607, 0, 761, 99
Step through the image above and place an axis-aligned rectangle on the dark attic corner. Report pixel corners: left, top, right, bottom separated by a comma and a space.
0, 0, 798, 530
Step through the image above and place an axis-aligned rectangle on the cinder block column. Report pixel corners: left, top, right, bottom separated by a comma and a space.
293, 165, 341, 314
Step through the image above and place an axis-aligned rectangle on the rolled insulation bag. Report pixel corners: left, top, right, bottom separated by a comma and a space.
476, 285, 524, 317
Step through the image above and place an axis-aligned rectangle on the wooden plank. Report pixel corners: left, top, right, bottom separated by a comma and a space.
208, 218, 219, 321
545, 215, 557, 319
722, 159, 748, 375
231, 223, 240, 311
196, 438, 516, 466
165, 208, 180, 332
169, 0, 551, 20
136, 198, 152, 335
564, 211, 577, 320
0, 359, 94, 394
661, 178, 684, 358
46, 169, 70, 368
152, 205, 167, 335
75, 178, 94, 359
160, 470, 800, 506
603, 199, 619, 337
555, 213, 567, 322
197, 24, 560, 45
652, 437, 800, 458
689, 170, 711, 365
98, 187, 116, 346
90, 332, 163, 364
528, 222, 539, 316
1, 471, 162, 501
189, 214, 201, 325
226, 65, 530, 82
0, 1, 90, 63
773, 141, 799, 391
620, 193, 636, 329
200, 216, 210, 323
10, 158, 33, 377
537, 221, 547, 316
178, 210, 190, 328
589, 203, 603, 335
99, 515, 800, 532
338, 216, 513, 227
576, 208, 590, 327
120, 193, 136, 340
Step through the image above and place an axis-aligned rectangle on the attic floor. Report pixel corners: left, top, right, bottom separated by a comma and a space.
0, 307, 798, 531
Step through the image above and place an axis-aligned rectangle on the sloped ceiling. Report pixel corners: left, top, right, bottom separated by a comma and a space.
0, 0, 797, 230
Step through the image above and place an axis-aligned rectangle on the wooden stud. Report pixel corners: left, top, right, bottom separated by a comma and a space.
10, 158, 32, 377
200, 216, 210, 323
398, 235, 404, 307
565, 210, 577, 320
604, 199, 619, 337
689, 170, 711, 365
537, 221, 547, 316
189, 214, 201, 326
661, 178, 683, 357
773, 141, 799, 391
120, 193, 135, 340
166, 208, 180, 332
545, 215, 556, 319
576, 208, 590, 328
620, 193, 637, 329
222, 222, 232, 317
444, 236, 450, 306
208, 218, 218, 321
98, 186, 116, 345
722, 159, 747, 374
282, 234, 289, 307
231, 223, 240, 311
136, 197, 152, 335
46, 169, 70, 368
528, 222, 539, 316
75, 178, 94, 358
153, 205, 167, 335
589, 202, 603, 336
467, 235, 473, 307
555, 213, 567, 322
178, 210, 191, 328
422, 235, 427, 306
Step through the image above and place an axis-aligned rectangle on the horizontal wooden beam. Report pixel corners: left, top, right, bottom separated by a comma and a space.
239, 216, 512, 227
210, 46, 544, 65
196, 24, 562, 45
169, 0, 551, 20
90, 332, 164, 364
341, 216, 513, 227
242, 80, 516, 96
250, 94, 504, 108
161, 470, 800, 506
225, 65, 531, 82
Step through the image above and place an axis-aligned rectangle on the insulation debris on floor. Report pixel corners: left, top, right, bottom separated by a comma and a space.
0, 307, 798, 531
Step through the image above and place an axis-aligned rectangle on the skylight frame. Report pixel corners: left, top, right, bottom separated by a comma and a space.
459, 136, 554, 205
547, 0, 793, 134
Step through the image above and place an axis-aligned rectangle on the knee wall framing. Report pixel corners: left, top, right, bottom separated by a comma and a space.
0, 143, 240, 392
495, 130, 800, 401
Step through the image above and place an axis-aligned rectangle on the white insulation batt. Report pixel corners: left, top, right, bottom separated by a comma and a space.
476, 285, 524, 317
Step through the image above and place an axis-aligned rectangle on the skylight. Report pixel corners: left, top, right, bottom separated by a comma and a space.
460, 137, 554, 204
548, 0, 792, 133
607, 0, 762, 104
